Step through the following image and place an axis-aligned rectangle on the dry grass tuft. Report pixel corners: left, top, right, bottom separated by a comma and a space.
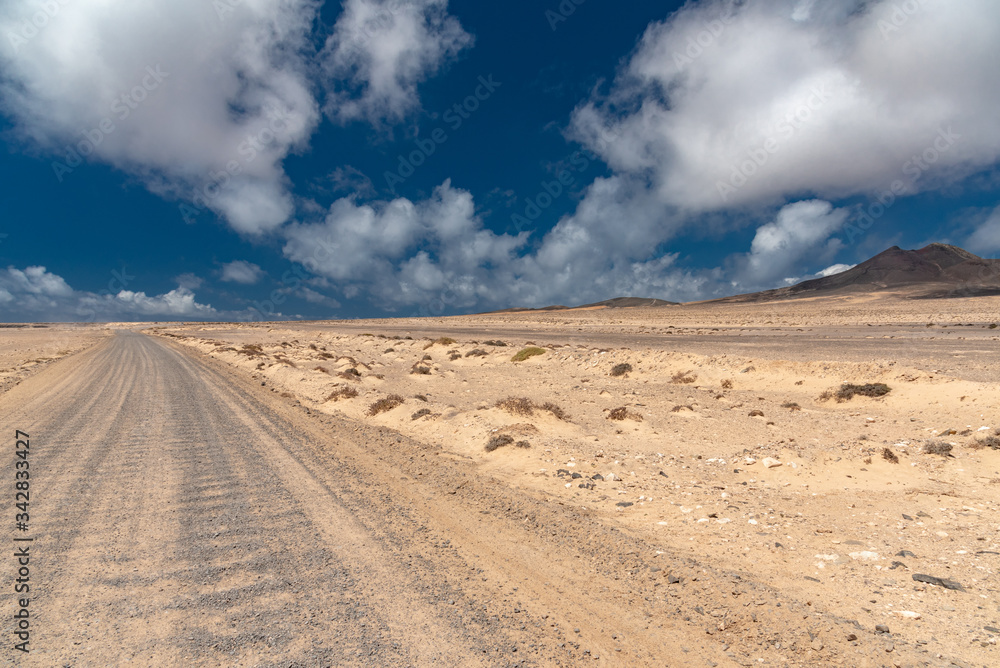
671, 370, 697, 384
496, 397, 534, 416
781, 402, 801, 411
313, 366, 328, 373
882, 447, 899, 463
483, 340, 507, 347
610, 362, 633, 377
413, 394, 428, 402
324, 386, 358, 402
721, 379, 733, 389
423, 337, 457, 350
411, 408, 432, 421
540, 402, 568, 420
485, 434, 514, 452
671, 405, 694, 413
367, 394, 404, 416
834, 383, 891, 402
923, 440, 953, 456
338, 368, 362, 380
411, 366, 432, 375
607, 406, 642, 422
511, 346, 546, 362
465, 349, 488, 357
748, 409, 765, 417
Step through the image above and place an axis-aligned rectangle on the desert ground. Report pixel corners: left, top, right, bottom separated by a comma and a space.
1, 294, 998, 666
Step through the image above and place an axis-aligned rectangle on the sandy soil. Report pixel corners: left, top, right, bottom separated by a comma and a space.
0, 295, 997, 666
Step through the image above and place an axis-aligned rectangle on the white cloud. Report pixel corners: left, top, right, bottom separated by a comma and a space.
0, 0, 471, 234
815, 263, 855, 278
569, 0, 1000, 214
966, 205, 1000, 256
0, 266, 224, 321
220, 260, 266, 285
322, 0, 473, 125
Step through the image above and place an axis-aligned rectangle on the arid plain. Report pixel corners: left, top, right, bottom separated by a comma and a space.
2, 294, 998, 666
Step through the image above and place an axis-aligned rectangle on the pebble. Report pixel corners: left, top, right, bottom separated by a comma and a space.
762, 458, 782, 468
912, 573, 964, 591
892, 610, 921, 619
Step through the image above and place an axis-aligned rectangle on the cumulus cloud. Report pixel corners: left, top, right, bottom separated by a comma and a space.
322, 0, 473, 125
966, 205, 1000, 256
220, 260, 266, 285
733, 200, 848, 289
0, 0, 471, 234
569, 0, 1000, 214
0, 266, 223, 322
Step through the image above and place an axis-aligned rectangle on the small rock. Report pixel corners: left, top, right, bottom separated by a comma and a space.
895, 550, 917, 558
901, 514, 913, 521
571, 472, 582, 479
875, 624, 890, 635
892, 611, 921, 619
762, 457, 782, 468
810, 640, 824, 651
616, 501, 633, 508
889, 561, 907, 570
849, 551, 880, 562
667, 575, 681, 584
912, 573, 964, 591
605, 472, 618, 482
846, 633, 858, 642
591, 474, 604, 481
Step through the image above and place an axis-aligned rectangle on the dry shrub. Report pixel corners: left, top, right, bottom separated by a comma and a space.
276, 358, 297, 367
324, 386, 358, 402
882, 447, 899, 463
449, 353, 462, 361
338, 368, 362, 380
748, 409, 764, 417
511, 347, 546, 362
367, 394, 404, 416
383, 348, 396, 353
280, 392, 294, 398
818, 390, 833, 402
238, 343, 264, 357
923, 440, 953, 456
982, 435, 1000, 450
411, 408, 432, 420
313, 366, 329, 373
496, 397, 534, 416
608, 406, 642, 422
423, 337, 457, 350
411, 366, 432, 375
610, 363, 633, 377
483, 340, 507, 347
540, 402, 568, 420
465, 349, 488, 357
782, 402, 802, 411
671, 405, 694, 412
834, 383, 891, 402
414, 394, 428, 402
671, 370, 697, 384
485, 434, 514, 452
721, 379, 733, 389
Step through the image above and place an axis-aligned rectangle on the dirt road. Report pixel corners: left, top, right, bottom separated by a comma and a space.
1, 332, 926, 666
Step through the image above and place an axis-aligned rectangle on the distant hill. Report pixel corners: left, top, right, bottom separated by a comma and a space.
483, 296, 678, 314
713, 243, 1000, 303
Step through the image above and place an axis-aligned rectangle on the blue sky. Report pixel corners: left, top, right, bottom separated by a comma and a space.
1, 0, 999, 322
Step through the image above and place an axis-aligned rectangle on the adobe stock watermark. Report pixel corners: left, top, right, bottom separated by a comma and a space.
508, 125, 621, 235
179, 103, 292, 224
716, 82, 833, 203
78, 265, 136, 322
5, 0, 74, 55
383, 74, 502, 194
672, 8, 736, 71
842, 125, 961, 244
878, 0, 929, 40
545, 0, 587, 31
51, 65, 169, 183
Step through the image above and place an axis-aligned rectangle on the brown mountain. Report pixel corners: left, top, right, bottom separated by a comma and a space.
483, 296, 678, 314
716, 243, 1000, 303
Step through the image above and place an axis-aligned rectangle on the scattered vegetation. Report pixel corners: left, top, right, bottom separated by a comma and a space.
721, 379, 733, 389
423, 337, 457, 350
421, 354, 433, 361
411, 366, 432, 375
449, 353, 462, 361
672, 405, 694, 413
485, 434, 530, 452
833, 383, 892, 402
748, 409, 764, 417
367, 394, 404, 416
465, 349, 488, 357
313, 366, 328, 373
607, 406, 643, 422
411, 408, 432, 421
483, 340, 507, 347
781, 402, 802, 411
280, 392, 294, 398
609, 362, 633, 377
383, 348, 396, 353
990, 323, 998, 329
495, 397, 567, 420
338, 368, 362, 380
671, 370, 697, 384
413, 394, 428, 402
238, 343, 264, 357
511, 347, 546, 362
882, 447, 899, 463
324, 386, 358, 402
923, 440, 954, 456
